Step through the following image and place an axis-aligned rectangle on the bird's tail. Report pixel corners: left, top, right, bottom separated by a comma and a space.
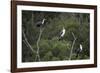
59, 36, 62, 41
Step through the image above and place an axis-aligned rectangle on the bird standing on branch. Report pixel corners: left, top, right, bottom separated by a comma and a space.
76, 44, 83, 58
35, 18, 46, 61
59, 27, 66, 40
36, 18, 46, 27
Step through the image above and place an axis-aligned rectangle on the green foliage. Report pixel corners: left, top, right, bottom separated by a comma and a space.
22, 10, 90, 62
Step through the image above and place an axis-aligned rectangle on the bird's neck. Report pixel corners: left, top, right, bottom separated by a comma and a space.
42, 19, 45, 24
63, 28, 65, 32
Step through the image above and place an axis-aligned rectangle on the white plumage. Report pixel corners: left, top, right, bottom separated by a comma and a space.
36, 18, 46, 27
60, 27, 66, 37
59, 27, 66, 40
80, 44, 82, 51
42, 18, 46, 24
76, 44, 83, 57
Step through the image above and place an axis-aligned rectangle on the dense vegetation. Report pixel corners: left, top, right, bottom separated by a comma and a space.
22, 10, 90, 62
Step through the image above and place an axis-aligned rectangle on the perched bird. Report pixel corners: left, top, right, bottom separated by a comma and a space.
59, 27, 66, 40
36, 18, 46, 27
76, 44, 83, 58
80, 44, 82, 51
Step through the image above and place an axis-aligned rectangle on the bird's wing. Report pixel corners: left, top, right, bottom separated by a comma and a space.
80, 44, 82, 50
60, 30, 63, 35
36, 21, 41, 25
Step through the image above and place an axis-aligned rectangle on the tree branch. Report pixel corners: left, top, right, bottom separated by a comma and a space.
22, 31, 36, 53
69, 32, 76, 60
35, 28, 44, 61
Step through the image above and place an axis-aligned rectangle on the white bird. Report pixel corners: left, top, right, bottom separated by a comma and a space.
59, 27, 66, 40
76, 44, 83, 57
36, 18, 46, 27
80, 44, 82, 51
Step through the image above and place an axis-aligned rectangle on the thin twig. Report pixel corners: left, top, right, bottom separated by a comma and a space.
72, 32, 76, 40
22, 31, 36, 53
69, 32, 76, 60
23, 40, 29, 48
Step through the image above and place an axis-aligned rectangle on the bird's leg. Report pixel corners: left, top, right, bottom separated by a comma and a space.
76, 53, 80, 58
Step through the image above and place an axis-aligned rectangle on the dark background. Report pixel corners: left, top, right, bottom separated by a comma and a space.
22, 10, 90, 62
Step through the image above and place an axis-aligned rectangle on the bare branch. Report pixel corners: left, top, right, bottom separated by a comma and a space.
23, 40, 29, 48
22, 31, 36, 53
35, 28, 44, 61
71, 32, 76, 40
69, 32, 77, 60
